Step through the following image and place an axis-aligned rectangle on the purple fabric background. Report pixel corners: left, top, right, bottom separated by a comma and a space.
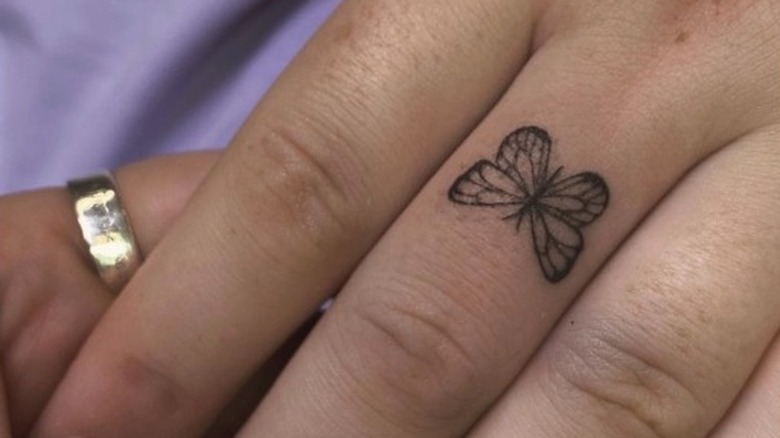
0, 0, 341, 194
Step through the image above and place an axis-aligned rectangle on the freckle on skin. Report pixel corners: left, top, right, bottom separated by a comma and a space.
712, 0, 722, 15
333, 22, 354, 43
675, 30, 690, 44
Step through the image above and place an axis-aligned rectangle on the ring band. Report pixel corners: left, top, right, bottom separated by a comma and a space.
67, 173, 141, 292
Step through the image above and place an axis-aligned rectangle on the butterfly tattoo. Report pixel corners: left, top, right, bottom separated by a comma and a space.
448, 126, 609, 283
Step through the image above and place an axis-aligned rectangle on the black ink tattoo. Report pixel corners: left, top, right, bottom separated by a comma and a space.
448, 126, 609, 283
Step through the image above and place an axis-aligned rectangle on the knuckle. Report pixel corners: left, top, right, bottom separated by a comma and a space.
349, 287, 487, 422
3, 239, 56, 301
544, 323, 706, 438
0, 209, 84, 371
0, 190, 83, 287
1, 220, 70, 296
229, 121, 370, 245
41, 353, 192, 436
113, 353, 192, 416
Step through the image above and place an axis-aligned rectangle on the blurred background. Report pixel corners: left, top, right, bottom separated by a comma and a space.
0, 0, 340, 195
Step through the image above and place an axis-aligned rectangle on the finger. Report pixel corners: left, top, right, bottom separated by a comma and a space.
470, 126, 780, 437
239, 2, 780, 436
113, 151, 220, 254
0, 190, 112, 437
34, 1, 541, 436
204, 314, 319, 438
0, 151, 218, 435
709, 333, 780, 438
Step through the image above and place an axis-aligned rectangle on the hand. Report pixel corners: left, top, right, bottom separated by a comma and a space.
1, 152, 322, 437
33, 0, 779, 436
9, 147, 779, 438
0, 153, 216, 435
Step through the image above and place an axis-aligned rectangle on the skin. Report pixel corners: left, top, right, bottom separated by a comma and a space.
0, 374, 9, 438
0, 0, 776, 436
0, 153, 217, 436
0, 152, 318, 436
2, 149, 779, 438
466, 126, 780, 437
711, 334, 780, 438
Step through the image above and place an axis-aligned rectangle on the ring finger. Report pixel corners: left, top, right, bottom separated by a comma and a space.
470, 125, 780, 437
710, 333, 780, 438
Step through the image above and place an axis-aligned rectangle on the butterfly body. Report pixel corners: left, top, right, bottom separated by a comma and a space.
448, 126, 609, 283
499, 165, 563, 228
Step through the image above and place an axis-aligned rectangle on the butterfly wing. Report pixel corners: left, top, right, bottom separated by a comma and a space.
540, 172, 609, 226
530, 205, 584, 283
449, 160, 527, 206
530, 171, 608, 282
496, 126, 552, 194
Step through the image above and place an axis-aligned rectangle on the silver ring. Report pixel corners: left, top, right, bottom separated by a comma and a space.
67, 172, 141, 292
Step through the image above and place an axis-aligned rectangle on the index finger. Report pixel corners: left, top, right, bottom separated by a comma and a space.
34, 1, 542, 436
